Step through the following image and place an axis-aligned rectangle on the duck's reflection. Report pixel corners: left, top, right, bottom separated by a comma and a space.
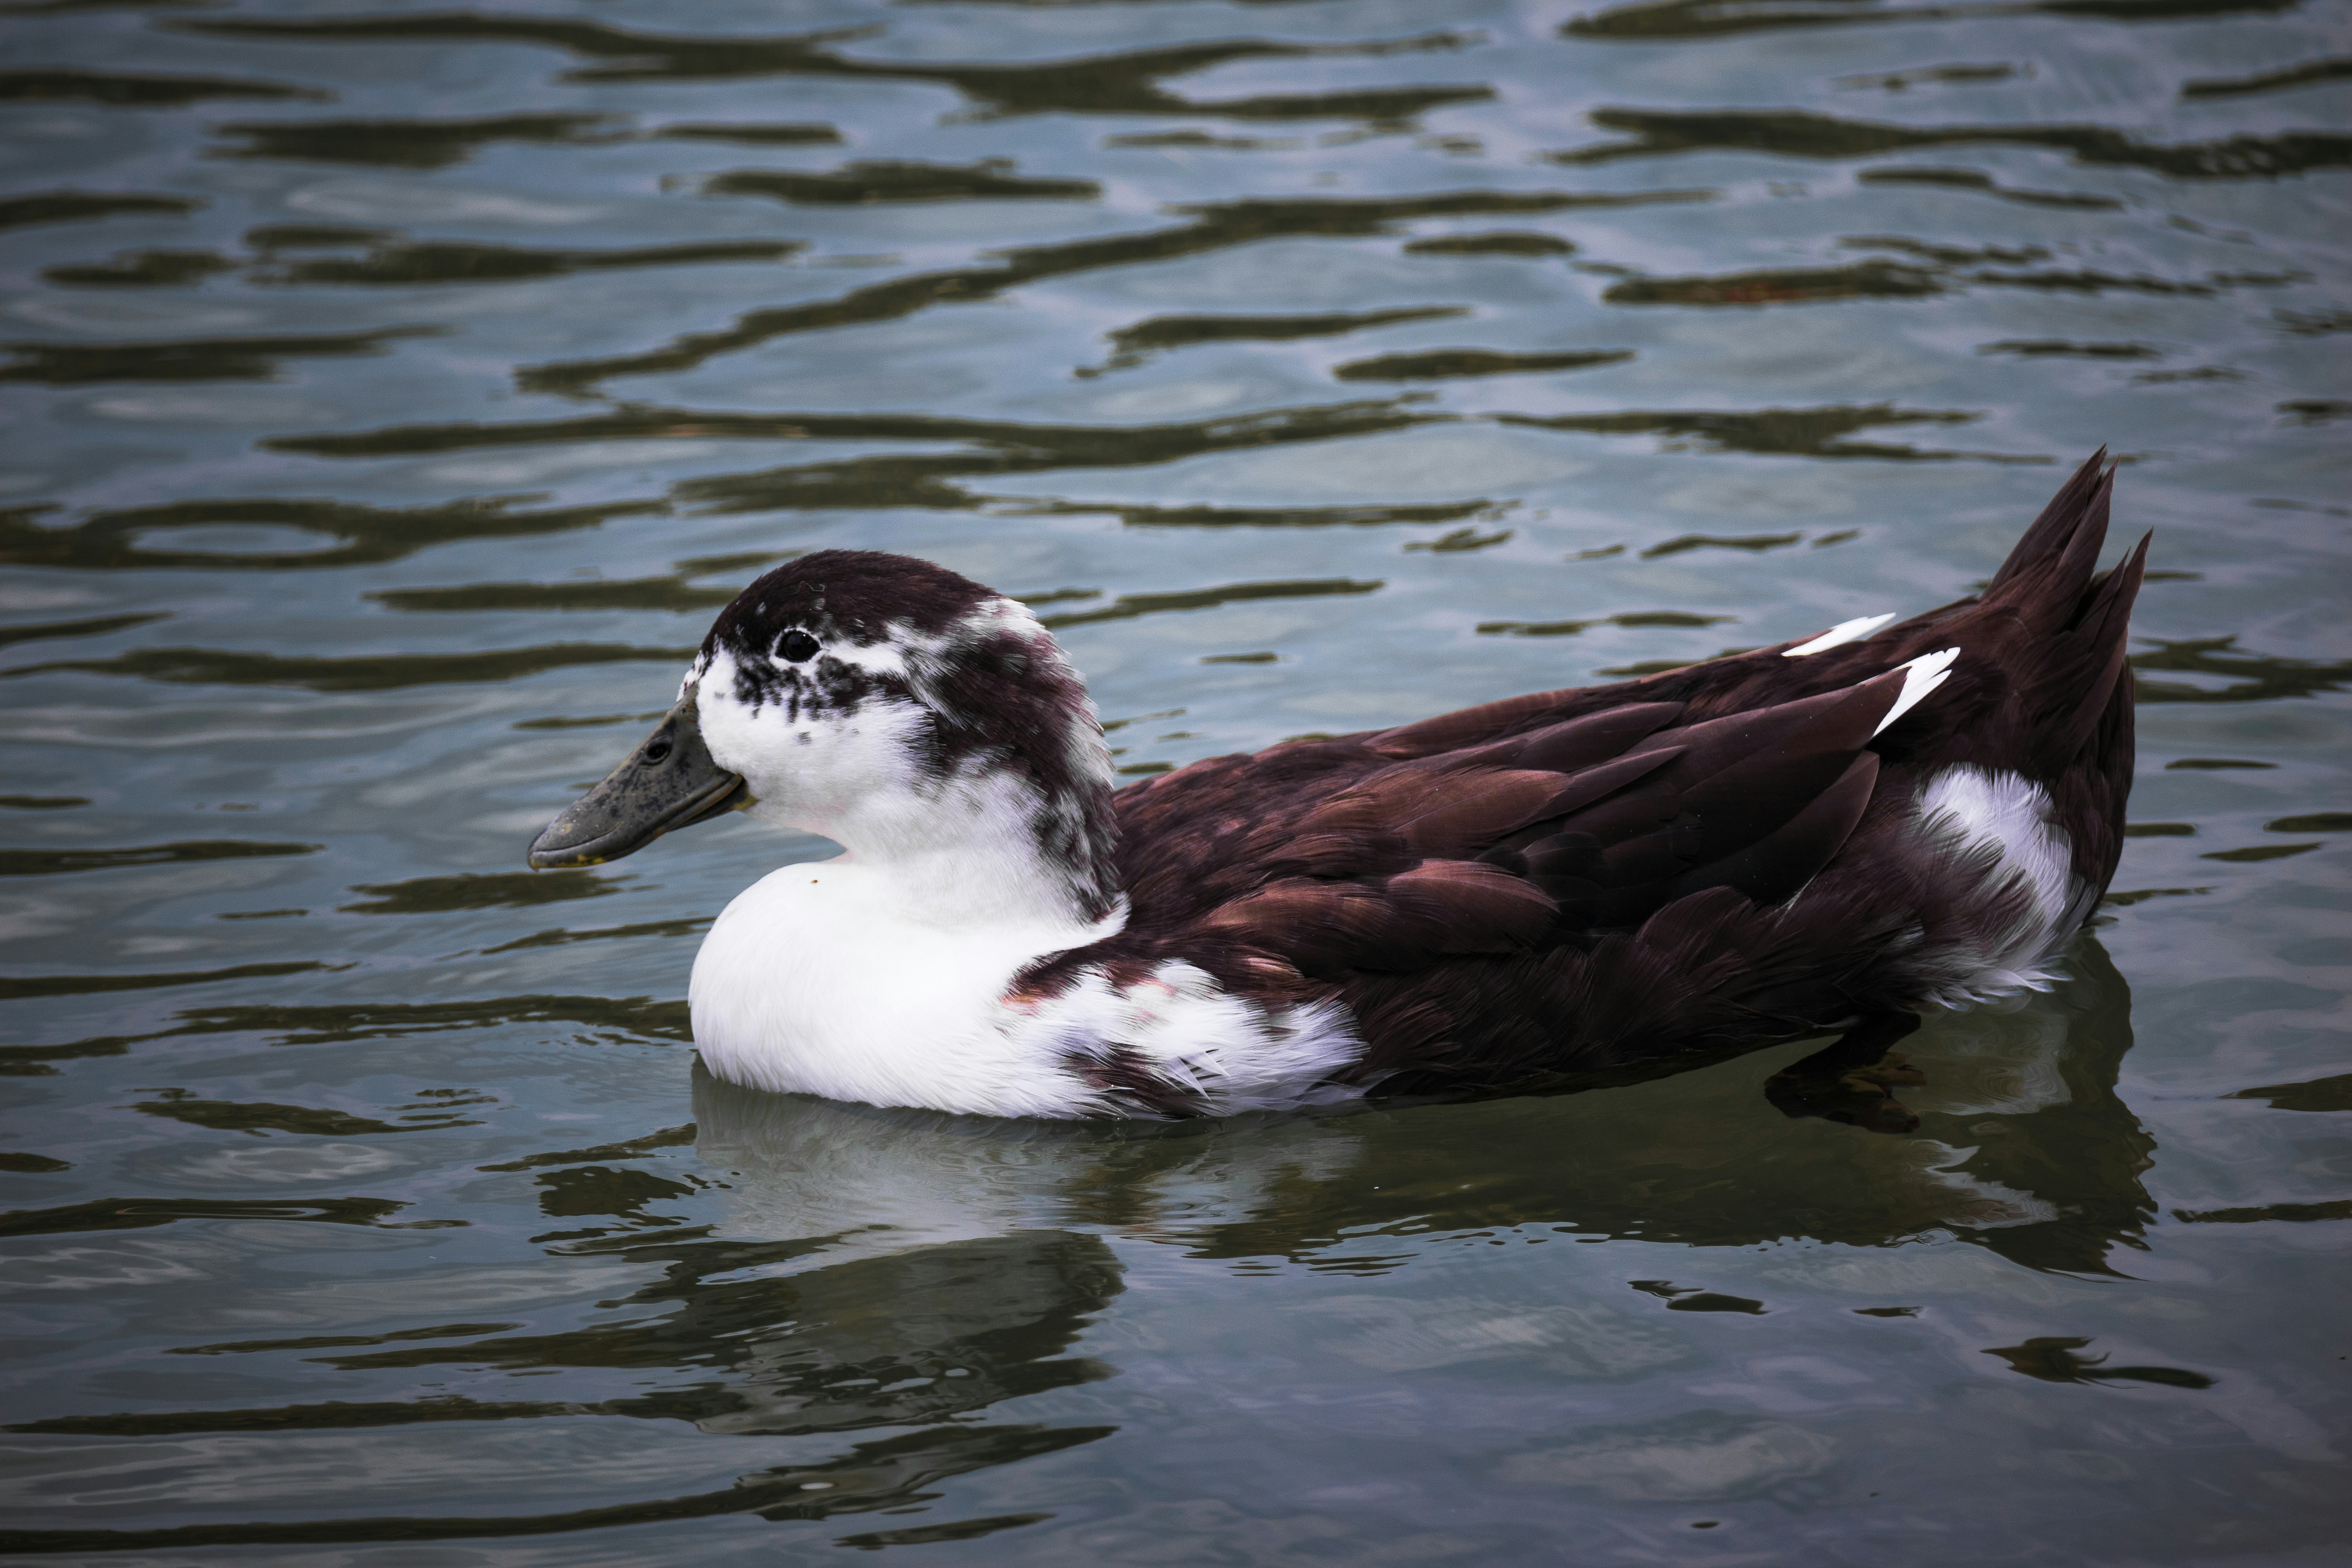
697, 937, 2151, 1277
633, 1228, 1123, 1437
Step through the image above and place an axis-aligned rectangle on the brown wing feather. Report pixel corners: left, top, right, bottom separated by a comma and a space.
1363, 687, 1586, 758
1109, 667, 1912, 983
1201, 860, 1556, 976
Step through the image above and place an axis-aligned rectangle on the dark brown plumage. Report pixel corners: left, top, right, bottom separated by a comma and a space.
1027, 451, 2145, 1111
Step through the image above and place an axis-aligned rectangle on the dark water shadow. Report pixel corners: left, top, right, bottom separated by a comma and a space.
652, 121, 840, 146
1404, 232, 1577, 256
0, 1194, 455, 1240
0, 67, 325, 106
0, 840, 318, 877
0, 959, 335, 1002
0, 1423, 1104, 1554
706, 159, 1096, 205
1497, 402, 1995, 459
175, 15, 1477, 123
1333, 347, 1632, 381
1641, 531, 1804, 557
43, 249, 238, 287
477, 1122, 697, 1171
1984, 1335, 2214, 1386
0, 494, 664, 573
1562, 0, 2299, 44
1603, 243, 2264, 308
2172, 1198, 2352, 1223
0, 993, 691, 1077
1106, 129, 1303, 152
256, 237, 802, 287
2182, 58, 2352, 98
1477, 609, 1735, 637
337, 868, 626, 915
1013, 497, 1505, 532
1836, 63, 2021, 90
247, 222, 398, 250
1553, 107, 2352, 181
2131, 636, 2352, 703
1037, 577, 1383, 630
1857, 166, 2123, 209
128, 1086, 483, 1137
368, 568, 738, 615
211, 112, 618, 169
0, 326, 435, 385
0, 191, 200, 230
1982, 339, 2160, 358
265, 400, 1410, 459
0, 608, 163, 646
1604, 258, 1947, 306
8, 640, 692, 692
1084, 305, 1466, 376
375, 549, 785, 623
2226, 1073, 2352, 1113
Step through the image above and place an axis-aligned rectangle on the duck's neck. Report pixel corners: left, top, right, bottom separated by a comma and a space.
790, 761, 1122, 936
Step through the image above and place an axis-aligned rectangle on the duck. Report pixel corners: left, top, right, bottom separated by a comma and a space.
528, 452, 2145, 1124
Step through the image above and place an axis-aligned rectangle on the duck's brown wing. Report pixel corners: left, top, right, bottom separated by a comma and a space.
1111, 665, 1923, 981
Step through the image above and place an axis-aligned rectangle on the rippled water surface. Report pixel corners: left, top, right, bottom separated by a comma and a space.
4, 0, 2349, 1559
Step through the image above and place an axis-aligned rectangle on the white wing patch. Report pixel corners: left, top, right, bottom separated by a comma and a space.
1873, 647, 1960, 737
1784, 612, 1897, 657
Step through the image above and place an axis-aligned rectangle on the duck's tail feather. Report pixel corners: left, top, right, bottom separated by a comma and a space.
2038, 529, 2149, 775
1900, 455, 2144, 907
1985, 447, 2111, 602
1961, 450, 2145, 774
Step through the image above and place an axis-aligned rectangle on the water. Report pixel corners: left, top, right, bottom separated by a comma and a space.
2, 0, 2347, 1559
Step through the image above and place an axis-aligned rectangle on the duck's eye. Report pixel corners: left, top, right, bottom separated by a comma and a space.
642, 740, 672, 764
778, 630, 820, 663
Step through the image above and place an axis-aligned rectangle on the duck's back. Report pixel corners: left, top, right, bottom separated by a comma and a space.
1062, 454, 2145, 1100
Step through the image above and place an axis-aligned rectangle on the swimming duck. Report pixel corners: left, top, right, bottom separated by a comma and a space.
529, 453, 2145, 1123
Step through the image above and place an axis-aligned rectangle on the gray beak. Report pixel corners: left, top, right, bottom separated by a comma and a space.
528, 699, 746, 870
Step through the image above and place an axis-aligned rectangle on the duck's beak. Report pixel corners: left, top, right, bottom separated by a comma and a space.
528, 699, 747, 870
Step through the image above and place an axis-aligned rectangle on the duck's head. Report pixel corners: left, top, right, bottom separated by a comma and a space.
528, 550, 1121, 925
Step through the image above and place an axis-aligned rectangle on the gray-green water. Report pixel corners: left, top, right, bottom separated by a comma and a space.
2, 0, 2348, 1560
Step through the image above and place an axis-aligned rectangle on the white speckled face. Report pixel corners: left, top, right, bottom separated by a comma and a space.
691, 639, 935, 840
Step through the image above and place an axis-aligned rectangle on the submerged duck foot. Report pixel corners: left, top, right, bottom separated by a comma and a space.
1764, 1013, 1924, 1136
1839, 1055, 1928, 1091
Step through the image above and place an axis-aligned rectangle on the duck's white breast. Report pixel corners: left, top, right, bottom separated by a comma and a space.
689, 860, 1102, 1116
688, 861, 1365, 1118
